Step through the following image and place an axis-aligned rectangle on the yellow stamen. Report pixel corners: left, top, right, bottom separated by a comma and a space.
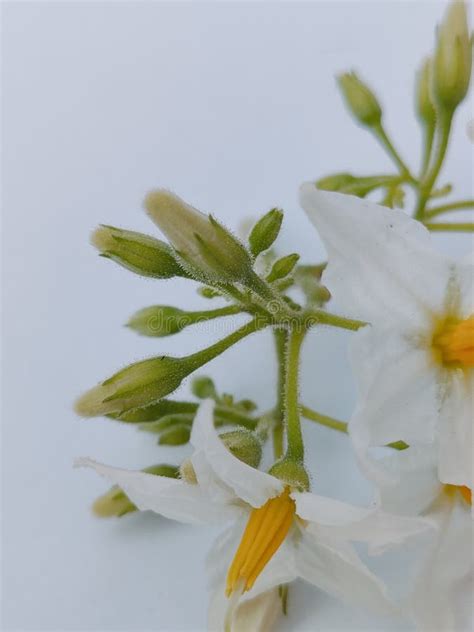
226, 488, 296, 596
445, 484, 472, 505
432, 315, 474, 368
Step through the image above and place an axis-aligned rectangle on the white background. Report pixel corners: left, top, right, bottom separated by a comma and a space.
2, 1, 473, 630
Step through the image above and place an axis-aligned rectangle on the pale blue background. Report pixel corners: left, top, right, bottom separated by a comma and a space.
2, 1, 473, 630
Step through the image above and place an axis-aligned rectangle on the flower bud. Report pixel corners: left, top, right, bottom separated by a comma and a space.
338, 72, 383, 127
127, 305, 192, 337
108, 399, 197, 423
432, 1, 471, 111
92, 463, 179, 518
191, 375, 218, 399
75, 356, 193, 417
248, 208, 283, 257
219, 429, 263, 468
317, 173, 357, 192
158, 424, 191, 446
140, 413, 193, 434
416, 58, 436, 125
91, 225, 186, 279
266, 253, 300, 283
144, 190, 254, 283
269, 458, 310, 491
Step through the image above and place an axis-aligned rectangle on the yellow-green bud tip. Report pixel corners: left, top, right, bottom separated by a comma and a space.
337, 71, 382, 128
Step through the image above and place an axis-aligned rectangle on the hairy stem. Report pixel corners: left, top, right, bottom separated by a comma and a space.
284, 328, 306, 461
424, 222, 474, 233
373, 123, 416, 185
424, 200, 474, 218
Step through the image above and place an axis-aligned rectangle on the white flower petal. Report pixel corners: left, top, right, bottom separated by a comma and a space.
438, 371, 474, 487
293, 492, 432, 555
295, 527, 394, 615
409, 494, 473, 630
456, 255, 474, 316
300, 184, 451, 329
75, 457, 238, 525
191, 399, 283, 507
350, 326, 439, 447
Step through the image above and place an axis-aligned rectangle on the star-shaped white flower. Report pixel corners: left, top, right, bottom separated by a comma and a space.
300, 184, 474, 488
361, 445, 472, 631
77, 400, 431, 629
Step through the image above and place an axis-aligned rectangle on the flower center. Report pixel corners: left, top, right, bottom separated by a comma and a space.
445, 484, 472, 505
432, 315, 474, 368
226, 488, 295, 596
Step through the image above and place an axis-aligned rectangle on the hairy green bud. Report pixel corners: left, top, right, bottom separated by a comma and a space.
158, 424, 191, 446
416, 58, 436, 125
191, 376, 218, 399
266, 253, 300, 283
108, 399, 197, 423
338, 72, 383, 128
92, 464, 179, 518
127, 305, 192, 337
219, 429, 262, 468
144, 190, 254, 283
75, 356, 193, 417
248, 208, 284, 257
91, 225, 186, 279
432, 1, 471, 111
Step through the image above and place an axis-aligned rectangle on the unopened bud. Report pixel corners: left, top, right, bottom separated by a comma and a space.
338, 72, 383, 128
75, 356, 193, 417
191, 376, 217, 399
248, 208, 284, 257
144, 190, 254, 283
317, 173, 357, 192
197, 286, 222, 299
92, 463, 179, 518
141, 413, 193, 434
433, 1, 471, 111
109, 399, 197, 423
127, 305, 192, 337
266, 253, 300, 283
91, 225, 186, 279
219, 429, 262, 468
416, 58, 436, 125
158, 424, 191, 446
269, 458, 310, 491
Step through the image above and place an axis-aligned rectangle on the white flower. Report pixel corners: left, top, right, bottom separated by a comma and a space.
362, 445, 473, 631
300, 184, 474, 488
76, 400, 431, 630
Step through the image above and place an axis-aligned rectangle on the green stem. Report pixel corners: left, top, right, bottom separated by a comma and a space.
247, 271, 294, 321
372, 123, 416, 184
188, 304, 243, 322
185, 316, 269, 371
414, 109, 453, 218
424, 222, 474, 232
301, 404, 408, 450
420, 122, 435, 180
301, 406, 348, 433
307, 310, 367, 331
214, 406, 257, 429
284, 328, 305, 461
424, 200, 474, 218
272, 328, 288, 459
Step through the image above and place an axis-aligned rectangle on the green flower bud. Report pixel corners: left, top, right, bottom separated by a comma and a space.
75, 356, 193, 417
127, 305, 192, 337
144, 190, 254, 283
108, 399, 197, 423
197, 286, 222, 299
416, 58, 436, 125
158, 424, 191, 446
219, 429, 263, 468
91, 225, 186, 279
268, 458, 310, 491
338, 72, 383, 127
433, 1, 471, 111
191, 375, 218, 399
140, 413, 193, 434
92, 463, 179, 518
266, 253, 300, 283
316, 173, 357, 192
248, 208, 284, 257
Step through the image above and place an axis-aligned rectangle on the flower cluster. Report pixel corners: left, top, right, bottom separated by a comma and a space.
75, 2, 472, 630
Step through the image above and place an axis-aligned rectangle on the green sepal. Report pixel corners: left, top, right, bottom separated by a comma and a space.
248, 208, 284, 257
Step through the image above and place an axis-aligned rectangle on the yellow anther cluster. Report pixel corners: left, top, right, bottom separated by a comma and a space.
432, 315, 474, 368
226, 488, 296, 596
